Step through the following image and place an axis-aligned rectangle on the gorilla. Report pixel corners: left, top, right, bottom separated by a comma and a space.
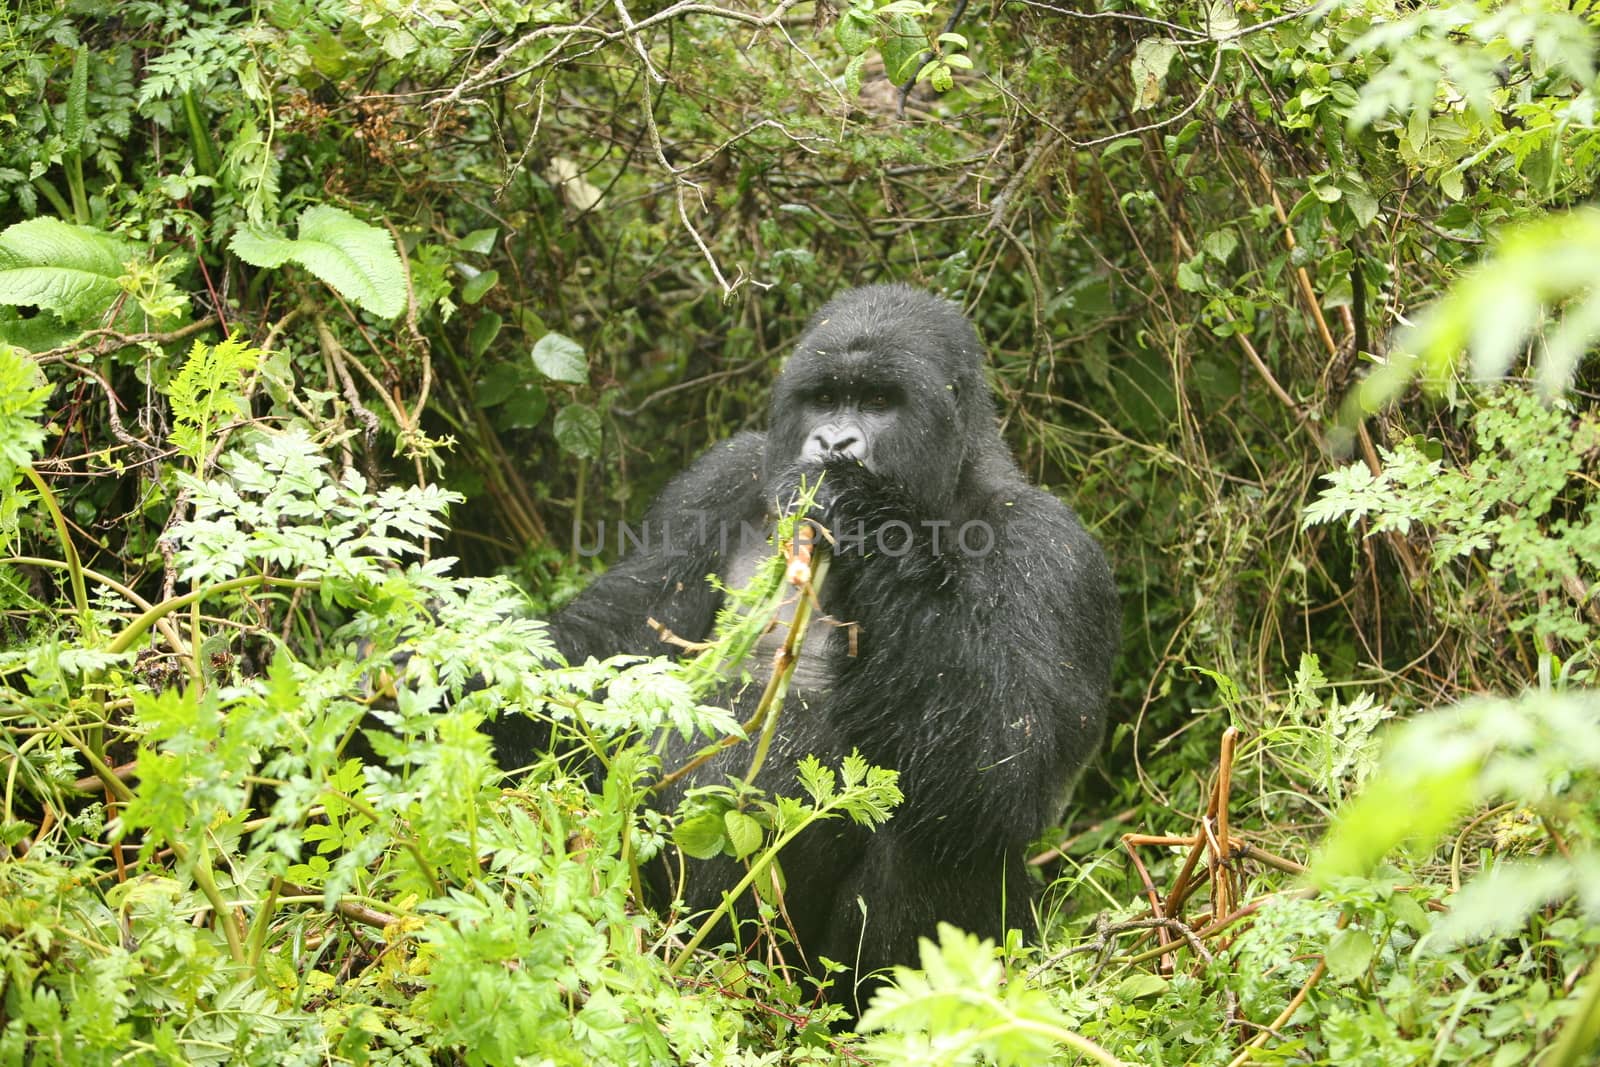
495, 284, 1118, 1010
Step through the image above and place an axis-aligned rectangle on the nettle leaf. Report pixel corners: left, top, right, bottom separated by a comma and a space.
0, 217, 132, 324
531, 332, 588, 383
230, 205, 406, 320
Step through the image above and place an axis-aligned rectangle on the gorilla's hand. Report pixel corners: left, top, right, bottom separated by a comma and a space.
775, 460, 902, 535
774, 459, 944, 587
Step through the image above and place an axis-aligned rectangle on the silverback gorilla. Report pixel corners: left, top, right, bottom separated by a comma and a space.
494, 284, 1117, 1010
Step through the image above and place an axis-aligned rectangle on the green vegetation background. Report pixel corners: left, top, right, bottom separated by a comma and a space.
1, 0, 1598, 1063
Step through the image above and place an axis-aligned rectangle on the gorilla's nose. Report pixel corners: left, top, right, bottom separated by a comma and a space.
804, 427, 864, 464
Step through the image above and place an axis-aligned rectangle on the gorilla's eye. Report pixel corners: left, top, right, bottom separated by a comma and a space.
814, 390, 836, 407
862, 391, 891, 412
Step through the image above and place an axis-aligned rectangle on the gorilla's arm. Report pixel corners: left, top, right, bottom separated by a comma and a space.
547, 431, 768, 663
483, 432, 767, 764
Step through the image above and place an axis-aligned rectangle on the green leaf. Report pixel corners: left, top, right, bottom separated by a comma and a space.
532, 332, 588, 383
1432, 859, 1579, 949
1113, 972, 1169, 1000
673, 812, 726, 860
1201, 229, 1238, 264
65, 46, 89, 146
553, 403, 602, 458
467, 311, 502, 360
169, 335, 260, 465
1324, 927, 1375, 983
835, 9, 875, 57
880, 14, 926, 82
1207, 0, 1240, 38
0, 218, 132, 324
1344, 185, 1380, 228
460, 267, 498, 305
1175, 255, 1208, 292
723, 810, 764, 860
459, 227, 498, 255
0, 345, 49, 488
230, 205, 406, 319
492, 385, 548, 431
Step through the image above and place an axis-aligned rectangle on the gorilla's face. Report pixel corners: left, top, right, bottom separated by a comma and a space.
765, 285, 988, 517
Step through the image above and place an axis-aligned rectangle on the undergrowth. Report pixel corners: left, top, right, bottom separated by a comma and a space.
2, 0, 1599, 1063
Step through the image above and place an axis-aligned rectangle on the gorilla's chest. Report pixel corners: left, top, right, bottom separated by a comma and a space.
723, 541, 840, 694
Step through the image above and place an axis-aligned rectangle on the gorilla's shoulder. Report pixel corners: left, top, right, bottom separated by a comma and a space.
643, 430, 767, 521
985, 484, 1113, 578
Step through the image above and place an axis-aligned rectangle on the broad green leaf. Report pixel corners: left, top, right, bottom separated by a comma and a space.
672, 812, 726, 859
1346, 189, 1379, 229
1324, 927, 1375, 983
880, 14, 925, 83
1207, 0, 1240, 38
492, 385, 548, 431
459, 227, 498, 254
553, 402, 602, 458
230, 205, 406, 319
532, 332, 588, 383
835, 9, 875, 57
460, 267, 498, 305
1201, 229, 1238, 263
0, 218, 132, 324
466, 311, 502, 360
1175, 255, 1208, 292
723, 810, 763, 860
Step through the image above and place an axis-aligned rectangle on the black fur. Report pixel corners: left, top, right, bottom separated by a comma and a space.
501, 285, 1118, 1010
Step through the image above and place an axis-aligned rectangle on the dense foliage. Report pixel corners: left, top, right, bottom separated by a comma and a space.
2, 0, 1598, 1062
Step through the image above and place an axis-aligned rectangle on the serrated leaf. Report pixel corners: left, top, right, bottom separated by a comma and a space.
0, 344, 49, 483
723, 810, 764, 860
0, 218, 132, 324
553, 403, 601, 458
532, 332, 588, 383
1131, 38, 1179, 111
229, 206, 406, 319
